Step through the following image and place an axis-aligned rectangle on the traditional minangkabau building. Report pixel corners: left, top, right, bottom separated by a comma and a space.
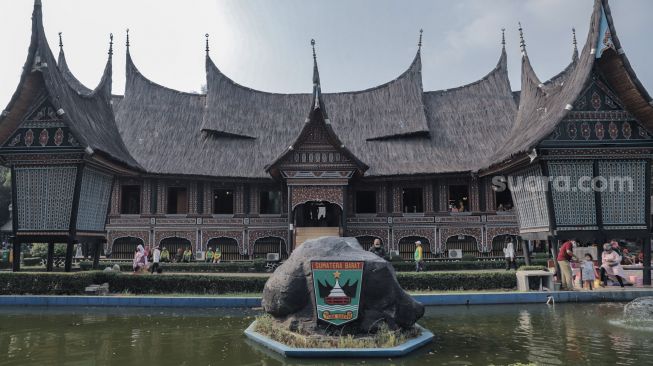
0, 0, 651, 283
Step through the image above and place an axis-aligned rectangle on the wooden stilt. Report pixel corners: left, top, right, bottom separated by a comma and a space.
46, 242, 54, 272
643, 236, 651, 286
522, 239, 531, 266
11, 238, 20, 272
64, 238, 74, 272
92, 241, 101, 270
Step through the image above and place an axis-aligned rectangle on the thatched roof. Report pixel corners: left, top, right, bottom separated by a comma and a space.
486, 0, 653, 170
0, 0, 141, 171
114, 40, 516, 177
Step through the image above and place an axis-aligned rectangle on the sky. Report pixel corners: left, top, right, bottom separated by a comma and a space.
1, 0, 652, 104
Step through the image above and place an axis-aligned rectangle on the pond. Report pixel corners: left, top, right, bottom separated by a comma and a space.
1, 302, 651, 365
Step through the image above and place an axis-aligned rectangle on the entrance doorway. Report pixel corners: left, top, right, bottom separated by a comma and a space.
293, 201, 341, 227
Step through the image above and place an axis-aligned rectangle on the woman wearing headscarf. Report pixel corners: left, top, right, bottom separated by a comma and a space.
600, 243, 625, 288
133, 244, 148, 273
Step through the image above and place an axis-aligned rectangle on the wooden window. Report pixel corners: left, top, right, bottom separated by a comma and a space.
167, 186, 188, 214
402, 187, 423, 213
260, 190, 281, 214
494, 186, 514, 212
448, 185, 469, 212
213, 189, 234, 214
355, 190, 376, 214
120, 185, 141, 215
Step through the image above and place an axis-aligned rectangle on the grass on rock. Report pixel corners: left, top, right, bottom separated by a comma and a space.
253, 314, 420, 349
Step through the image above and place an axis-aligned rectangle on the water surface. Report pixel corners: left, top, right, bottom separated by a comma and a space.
1, 302, 651, 365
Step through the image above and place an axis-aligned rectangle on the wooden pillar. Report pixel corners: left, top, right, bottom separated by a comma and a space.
288, 185, 294, 251
46, 242, 54, 272
642, 237, 651, 285
64, 238, 75, 272
522, 239, 531, 266
341, 186, 347, 235
11, 238, 20, 272
551, 237, 561, 284
92, 241, 102, 270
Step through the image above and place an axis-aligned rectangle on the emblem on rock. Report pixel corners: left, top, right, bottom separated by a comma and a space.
312, 261, 363, 325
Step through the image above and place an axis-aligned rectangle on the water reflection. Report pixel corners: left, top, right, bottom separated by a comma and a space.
0, 303, 651, 365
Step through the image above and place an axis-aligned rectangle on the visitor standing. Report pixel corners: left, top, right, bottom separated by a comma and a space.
369, 239, 387, 259
414, 241, 424, 272
150, 245, 161, 274
600, 243, 625, 288
580, 253, 596, 290
557, 239, 578, 290
503, 241, 516, 270
133, 245, 148, 273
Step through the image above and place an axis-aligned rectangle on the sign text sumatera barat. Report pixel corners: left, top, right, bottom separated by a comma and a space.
311, 261, 364, 326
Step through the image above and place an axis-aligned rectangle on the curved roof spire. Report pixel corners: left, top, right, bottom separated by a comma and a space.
205, 33, 210, 56
109, 33, 113, 56
501, 28, 506, 50
418, 29, 423, 51
58, 31, 63, 51
310, 39, 326, 117
518, 22, 526, 56
125, 28, 130, 51
572, 27, 578, 61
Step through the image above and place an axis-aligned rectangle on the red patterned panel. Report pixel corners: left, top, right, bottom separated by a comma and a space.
202, 230, 244, 254
439, 227, 483, 252
393, 228, 435, 253
248, 229, 288, 255
345, 228, 390, 249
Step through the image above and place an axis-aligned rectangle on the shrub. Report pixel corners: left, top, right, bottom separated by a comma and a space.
518, 265, 548, 272
0, 271, 516, 295
396, 272, 515, 291
80, 260, 268, 273
461, 254, 477, 262
30, 243, 67, 259
0, 272, 268, 295
22, 257, 42, 267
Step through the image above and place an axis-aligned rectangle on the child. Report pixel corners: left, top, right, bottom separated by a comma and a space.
581, 253, 596, 290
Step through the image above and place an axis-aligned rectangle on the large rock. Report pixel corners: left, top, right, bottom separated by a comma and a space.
623, 296, 653, 323
262, 236, 424, 333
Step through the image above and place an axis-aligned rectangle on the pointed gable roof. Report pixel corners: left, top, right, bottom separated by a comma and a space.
0, 0, 140, 170
265, 40, 368, 177
486, 0, 604, 167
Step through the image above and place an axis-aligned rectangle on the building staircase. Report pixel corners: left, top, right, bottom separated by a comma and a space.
294, 227, 341, 248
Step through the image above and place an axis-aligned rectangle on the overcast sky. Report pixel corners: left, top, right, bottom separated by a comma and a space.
1, 0, 652, 104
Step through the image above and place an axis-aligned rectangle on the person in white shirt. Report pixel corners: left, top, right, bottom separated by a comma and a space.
503, 241, 516, 270
150, 245, 162, 274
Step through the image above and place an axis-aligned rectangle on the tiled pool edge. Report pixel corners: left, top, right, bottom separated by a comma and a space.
243, 321, 434, 358
1, 290, 651, 307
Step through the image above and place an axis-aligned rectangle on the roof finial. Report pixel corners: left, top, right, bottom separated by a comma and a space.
418, 29, 423, 50
58, 32, 63, 50
311, 38, 316, 61
109, 33, 113, 56
125, 28, 130, 48
205, 33, 210, 55
501, 28, 506, 48
518, 22, 526, 56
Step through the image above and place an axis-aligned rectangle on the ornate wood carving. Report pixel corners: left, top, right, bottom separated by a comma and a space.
393, 228, 435, 253
439, 227, 483, 252
248, 229, 288, 255
291, 185, 343, 209
155, 230, 197, 247
345, 228, 390, 248
202, 230, 244, 253
107, 230, 150, 248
